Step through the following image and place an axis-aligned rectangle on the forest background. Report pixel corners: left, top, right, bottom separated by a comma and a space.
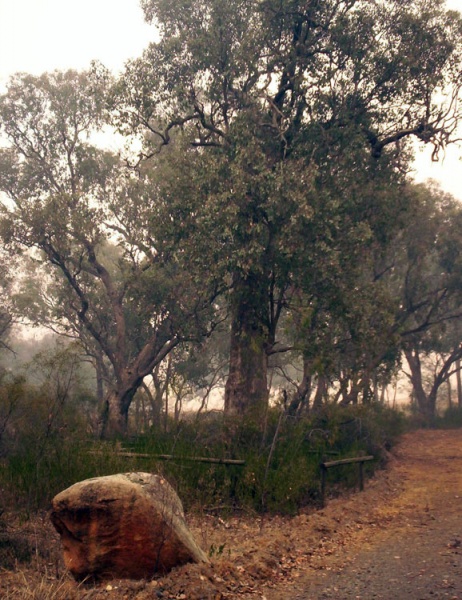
1, 0, 462, 517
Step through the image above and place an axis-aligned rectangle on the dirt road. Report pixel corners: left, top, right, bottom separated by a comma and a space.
266, 430, 462, 600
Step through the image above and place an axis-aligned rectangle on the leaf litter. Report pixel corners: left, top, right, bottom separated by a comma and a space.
2, 429, 462, 599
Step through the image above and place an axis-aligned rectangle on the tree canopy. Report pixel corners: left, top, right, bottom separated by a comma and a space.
0, 70, 221, 434
1, 1, 462, 431
113, 0, 462, 417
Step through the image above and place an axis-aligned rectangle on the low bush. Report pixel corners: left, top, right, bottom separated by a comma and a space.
435, 405, 462, 429
122, 403, 406, 514
0, 384, 407, 516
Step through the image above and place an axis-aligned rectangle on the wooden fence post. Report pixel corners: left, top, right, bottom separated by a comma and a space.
359, 460, 364, 492
320, 462, 328, 507
319, 455, 374, 505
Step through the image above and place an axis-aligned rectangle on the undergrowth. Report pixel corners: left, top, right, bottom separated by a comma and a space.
2, 569, 79, 599
0, 400, 406, 517
435, 405, 462, 429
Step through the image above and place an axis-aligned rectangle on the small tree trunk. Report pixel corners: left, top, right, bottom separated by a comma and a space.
312, 375, 327, 410
362, 378, 373, 404
333, 374, 348, 404
95, 349, 105, 406
447, 377, 453, 410
391, 381, 398, 409
174, 381, 184, 424
163, 356, 173, 432
141, 381, 161, 428
340, 377, 361, 405
404, 347, 434, 424
288, 358, 312, 415
379, 383, 387, 404
372, 372, 380, 403
134, 392, 141, 434
164, 383, 169, 433
139, 391, 149, 432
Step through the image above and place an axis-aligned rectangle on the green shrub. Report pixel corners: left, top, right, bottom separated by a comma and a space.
121, 404, 405, 515
0, 385, 407, 515
435, 405, 462, 429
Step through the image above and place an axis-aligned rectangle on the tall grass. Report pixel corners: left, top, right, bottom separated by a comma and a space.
0, 392, 406, 517
121, 402, 406, 514
2, 569, 80, 599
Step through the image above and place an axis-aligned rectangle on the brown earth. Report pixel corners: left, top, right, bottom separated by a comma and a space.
1, 429, 462, 599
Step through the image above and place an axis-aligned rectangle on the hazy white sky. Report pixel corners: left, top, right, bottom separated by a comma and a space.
0, 0, 461, 199
0, 0, 153, 82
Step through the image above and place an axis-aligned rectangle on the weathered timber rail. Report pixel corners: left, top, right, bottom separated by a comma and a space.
320, 455, 374, 506
96, 450, 246, 466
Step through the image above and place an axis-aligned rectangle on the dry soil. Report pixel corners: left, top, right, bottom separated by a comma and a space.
1, 429, 462, 599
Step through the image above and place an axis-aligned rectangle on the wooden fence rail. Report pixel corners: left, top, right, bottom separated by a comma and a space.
89, 449, 246, 466
320, 455, 374, 507
90, 448, 374, 506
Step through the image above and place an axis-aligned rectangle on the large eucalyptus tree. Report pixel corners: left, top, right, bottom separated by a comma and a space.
115, 0, 462, 418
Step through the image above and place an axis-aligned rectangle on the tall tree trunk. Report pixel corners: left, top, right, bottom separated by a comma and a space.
404, 347, 435, 424
100, 390, 130, 438
224, 273, 269, 418
456, 359, 462, 408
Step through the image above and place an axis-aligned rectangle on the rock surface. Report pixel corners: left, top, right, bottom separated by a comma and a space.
50, 472, 208, 580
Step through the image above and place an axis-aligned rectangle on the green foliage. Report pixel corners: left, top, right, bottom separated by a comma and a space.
122, 404, 405, 515
0, 355, 405, 516
2, 2, 462, 427
0, 0, 461, 470
0, 408, 136, 513
435, 405, 462, 429
0, 344, 128, 513
114, 0, 462, 417
0, 69, 222, 433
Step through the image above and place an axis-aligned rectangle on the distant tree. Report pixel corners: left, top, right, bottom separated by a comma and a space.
0, 248, 13, 354
395, 185, 462, 422
282, 181, 462, 414
404, 342, 462, 423
0, 70, 220, 435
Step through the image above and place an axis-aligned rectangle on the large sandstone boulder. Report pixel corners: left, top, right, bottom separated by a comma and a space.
50, 472, 208, 580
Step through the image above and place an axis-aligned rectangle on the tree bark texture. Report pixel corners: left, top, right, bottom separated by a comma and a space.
100, 375, 142, 437
224, 273, 269, 418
